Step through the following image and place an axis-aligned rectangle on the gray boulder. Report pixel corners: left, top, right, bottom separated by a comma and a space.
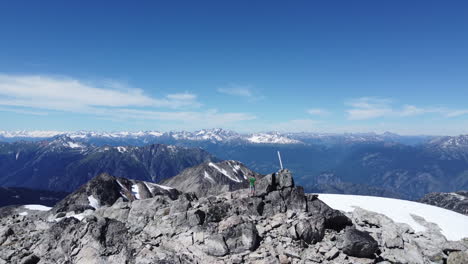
295, 218, 325, 244
256, 173, 276, 197
222, 222, 260, 253
276, 169, 294, 189
339, 227, 378, 258
203, 234, 229, 256
306, 194, 352, 231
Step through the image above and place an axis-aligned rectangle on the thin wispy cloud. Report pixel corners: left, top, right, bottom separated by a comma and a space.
446, 110, 468, 117
307, 108, 330, 116
265, 119, 320, 132
0, 74, 254, 127
346, 97, 393, 120
217, 84, 264, 101
0, 74, 201, 110
0, 106, 48, 116
345, 97, 468, 120
111, 108, 256, 123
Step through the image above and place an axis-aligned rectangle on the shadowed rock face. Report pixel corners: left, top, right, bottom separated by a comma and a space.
1, 169, 467, 264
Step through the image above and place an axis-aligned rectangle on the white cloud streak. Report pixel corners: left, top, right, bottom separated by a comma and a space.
0, 74, 201, 110
0, 106, 48, 116
217, 84, 264, 101
345, 97, 468, 120
307, 108, 330, 116
0, 74, 255, 127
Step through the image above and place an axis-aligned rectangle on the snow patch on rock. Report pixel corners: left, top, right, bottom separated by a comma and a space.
319, 193, 468, 241
204, 171, 216, 183
116, 146, 127, 153
131, 184, 141, 199
23, 204, 52, 211
67, 142, 83, 149
88, 195, 100, 209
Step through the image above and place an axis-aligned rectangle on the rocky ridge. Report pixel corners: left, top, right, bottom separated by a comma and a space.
419, 191, 468, 216
1, 170, 468, 263
162, 160, 262, 197
0, 137, 216, 192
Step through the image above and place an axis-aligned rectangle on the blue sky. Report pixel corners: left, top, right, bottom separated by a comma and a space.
1, 0, 467, 135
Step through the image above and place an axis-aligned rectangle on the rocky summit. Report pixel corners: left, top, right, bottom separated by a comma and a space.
1, 169, 468, 264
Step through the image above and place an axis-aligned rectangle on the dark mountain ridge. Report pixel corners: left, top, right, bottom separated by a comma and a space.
418, 190, 468, 216
0, 136, 216, 192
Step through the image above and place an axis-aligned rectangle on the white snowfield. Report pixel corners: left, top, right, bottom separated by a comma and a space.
23, 204, 52, 211
318, 194, 468, 241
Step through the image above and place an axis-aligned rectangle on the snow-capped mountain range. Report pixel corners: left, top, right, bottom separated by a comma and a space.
0, 129, 301, 144
0, 128, 441, 145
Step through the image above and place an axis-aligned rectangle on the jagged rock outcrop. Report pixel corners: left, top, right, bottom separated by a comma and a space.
162, 160, 262, 197
1, 169, 467, 264
50, 173, 180, 215
419, 191, 468, 216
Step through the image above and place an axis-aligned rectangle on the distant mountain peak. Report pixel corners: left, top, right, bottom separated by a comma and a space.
246, 133, 301, 144
429, 135, 468, 148
45, 135, 88, 150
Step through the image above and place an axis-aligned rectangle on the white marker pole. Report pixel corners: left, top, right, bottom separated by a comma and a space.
277, 151, 284, 170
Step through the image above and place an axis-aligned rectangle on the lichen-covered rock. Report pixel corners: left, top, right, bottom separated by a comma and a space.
447, 251, 468, 264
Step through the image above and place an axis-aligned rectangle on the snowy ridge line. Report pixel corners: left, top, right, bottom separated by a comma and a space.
450, 192, 467, 200
208, 162, 242, 183
152, 183, 174, 191
204, 171, 216, 183
0, 129, 305, 145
